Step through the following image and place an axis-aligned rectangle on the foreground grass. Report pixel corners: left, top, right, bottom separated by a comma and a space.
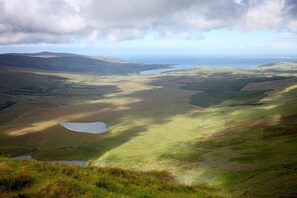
0, 157, 212, 198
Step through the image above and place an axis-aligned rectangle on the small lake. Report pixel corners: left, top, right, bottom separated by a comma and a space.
14, 155, 88, 167
60, 122, 107, 134
49, 160, 88, 167
140, 64, 197, 75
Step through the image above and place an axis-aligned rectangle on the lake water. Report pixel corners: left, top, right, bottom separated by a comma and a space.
60, 122, 107, 134
129, 56, 297, 74
49, 160, 89, 167
14, 155, 88, 167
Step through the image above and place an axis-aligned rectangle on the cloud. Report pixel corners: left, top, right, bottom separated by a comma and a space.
243, 0, 284, 30
0, 0, 296, 44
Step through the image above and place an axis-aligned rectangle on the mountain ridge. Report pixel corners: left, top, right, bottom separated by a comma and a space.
0, 52, 169, 75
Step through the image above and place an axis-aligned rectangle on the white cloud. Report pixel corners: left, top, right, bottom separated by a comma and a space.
243, 0, 284, 30
87, 30, 99, 42
0, 32, 70, 45
106, 28, 144, 42
0, 0, 296, 44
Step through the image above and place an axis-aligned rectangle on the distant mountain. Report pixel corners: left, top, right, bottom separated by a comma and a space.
0, 52, 169, 74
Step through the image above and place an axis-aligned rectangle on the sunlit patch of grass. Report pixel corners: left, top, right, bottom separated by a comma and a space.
280, 84, 297, 93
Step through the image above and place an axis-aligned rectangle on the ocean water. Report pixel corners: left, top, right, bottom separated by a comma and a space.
126, 56, 297, 74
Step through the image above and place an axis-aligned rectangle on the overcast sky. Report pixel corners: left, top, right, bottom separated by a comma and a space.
0, 0, 296, 57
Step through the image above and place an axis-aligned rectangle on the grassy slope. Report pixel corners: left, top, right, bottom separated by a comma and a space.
1, 64, 297, 197
0, 157, 211, 198
168, 67, 297, 197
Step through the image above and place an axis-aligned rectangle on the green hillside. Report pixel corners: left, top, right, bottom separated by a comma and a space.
0, 157, 212, 198
1, 62, 297, 197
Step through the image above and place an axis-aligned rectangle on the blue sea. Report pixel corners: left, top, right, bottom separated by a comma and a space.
125, 56, 297, 74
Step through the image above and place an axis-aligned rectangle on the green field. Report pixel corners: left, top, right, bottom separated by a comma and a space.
1, 63, 297, 197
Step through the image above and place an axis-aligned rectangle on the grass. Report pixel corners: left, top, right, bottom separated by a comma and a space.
0, 157, 212, 197
181, 76, 286, 107
1, 63, 297, 197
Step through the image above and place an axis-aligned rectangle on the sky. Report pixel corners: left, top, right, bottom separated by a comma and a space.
0, 0, 297, 58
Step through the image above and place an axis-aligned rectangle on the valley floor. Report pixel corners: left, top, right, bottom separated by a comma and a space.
1, 63, 297, 197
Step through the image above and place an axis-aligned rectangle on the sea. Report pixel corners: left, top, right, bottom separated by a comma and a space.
125, 56, 297, 75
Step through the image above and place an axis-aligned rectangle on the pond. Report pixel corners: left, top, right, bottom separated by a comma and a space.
60, 121, 107, 134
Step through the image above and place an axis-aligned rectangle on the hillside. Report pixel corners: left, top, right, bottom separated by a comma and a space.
0, 52, 168, 74
0, 157, 211, 198
1, 62, 297, 197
